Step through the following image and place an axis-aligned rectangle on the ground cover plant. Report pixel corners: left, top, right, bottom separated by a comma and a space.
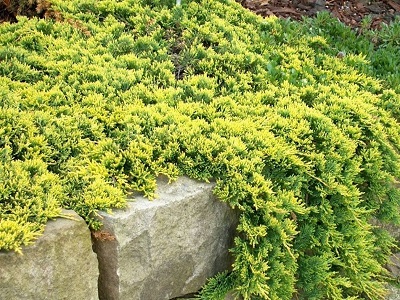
1, 0, 400, 299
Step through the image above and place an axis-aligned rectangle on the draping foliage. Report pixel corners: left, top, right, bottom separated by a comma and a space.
1, 0, 400, 298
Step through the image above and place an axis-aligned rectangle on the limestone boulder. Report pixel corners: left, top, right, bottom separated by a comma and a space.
386, 285, 400, 300
0, 210, 99, 300
371, 217, 400, 300
388, 253, 400, 280
93, 176, 239, 300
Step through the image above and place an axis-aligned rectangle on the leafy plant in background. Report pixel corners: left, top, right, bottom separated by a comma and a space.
0, 0, 400, 299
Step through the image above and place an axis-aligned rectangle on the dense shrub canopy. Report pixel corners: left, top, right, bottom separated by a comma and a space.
1, 0, 400, 299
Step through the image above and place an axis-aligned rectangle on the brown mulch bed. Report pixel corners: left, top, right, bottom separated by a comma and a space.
239, 0, 400, 29
1, 0, 400, 29
0, 0, 52, 24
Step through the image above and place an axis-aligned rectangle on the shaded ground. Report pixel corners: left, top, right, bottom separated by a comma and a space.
0, 0, 52, 23
239, 0, 400, 29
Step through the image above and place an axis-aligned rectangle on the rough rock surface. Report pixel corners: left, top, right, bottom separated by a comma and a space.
379, 219, 400, 300
386, 284, 400, 300
93, 176, 239, 300
0, 210, 99, 300
386, 255, 400, 299
388, 253, 400, 280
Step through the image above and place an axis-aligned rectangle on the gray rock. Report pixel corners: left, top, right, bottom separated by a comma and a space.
225, 290, 243, 300
93, 176, 239, 300
0, 210, 99, 300
369, 217, 400, 300
374, 220, 400, 243
386, 285, 400, 300
388, 253, 400, 280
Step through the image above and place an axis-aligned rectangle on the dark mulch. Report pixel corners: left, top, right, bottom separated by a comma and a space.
238, 0, 400, 29
1, 0, 400, 29
0, 0, 51, 24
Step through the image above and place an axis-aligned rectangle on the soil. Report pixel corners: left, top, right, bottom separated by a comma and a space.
0, 0, 51, 24
238, 0, 400, 29
1, 0, 400, 29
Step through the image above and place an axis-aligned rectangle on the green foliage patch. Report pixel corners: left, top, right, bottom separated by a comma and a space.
1, 0, 400, 298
